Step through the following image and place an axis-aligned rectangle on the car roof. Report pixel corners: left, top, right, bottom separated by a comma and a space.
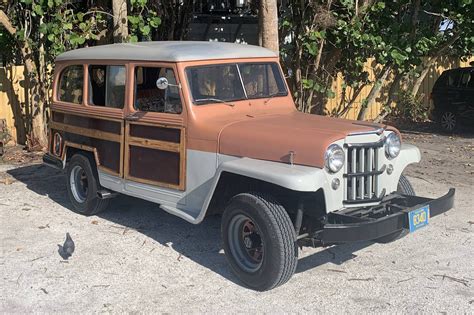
442, 66, 474, 74
56, 41, 278, 62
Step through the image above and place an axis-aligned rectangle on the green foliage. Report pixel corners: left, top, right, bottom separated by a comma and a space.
389, 91, 430, 122
280, 0, 473, 117
128, 0, 161, 42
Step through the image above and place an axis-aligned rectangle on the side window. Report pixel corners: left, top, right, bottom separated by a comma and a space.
58, 65, 83, 104
134, 66, 182, 114
447, 71, 461, 87
467, 70, 474, 89
88, 65, 126, 109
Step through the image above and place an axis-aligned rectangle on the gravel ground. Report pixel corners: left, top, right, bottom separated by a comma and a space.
0, 131, 473, 313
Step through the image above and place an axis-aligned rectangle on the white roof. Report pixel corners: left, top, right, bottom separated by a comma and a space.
56, 41, 277, 62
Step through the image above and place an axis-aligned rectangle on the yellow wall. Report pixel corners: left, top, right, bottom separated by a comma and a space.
0, 65, 27, 144
1, 57, 472, 144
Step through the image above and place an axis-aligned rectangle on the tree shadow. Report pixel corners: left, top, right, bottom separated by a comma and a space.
8, 163, 378, 287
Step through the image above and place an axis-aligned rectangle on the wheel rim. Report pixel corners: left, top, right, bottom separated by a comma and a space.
441, 112, 456, 131
228, 214, 264, 273
70, 165, 88, 203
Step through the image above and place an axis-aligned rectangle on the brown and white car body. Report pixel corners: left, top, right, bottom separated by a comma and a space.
44, 42, 454, 291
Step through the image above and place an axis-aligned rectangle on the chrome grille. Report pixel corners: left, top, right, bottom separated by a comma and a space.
344, 141, 385, 204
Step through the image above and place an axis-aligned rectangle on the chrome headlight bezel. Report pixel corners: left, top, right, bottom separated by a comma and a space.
325, 144, 345, 173
385, 132, 401, 159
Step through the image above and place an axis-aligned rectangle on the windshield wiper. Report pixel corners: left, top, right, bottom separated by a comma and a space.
263, 91, 287, 104
194, 98, 235, 107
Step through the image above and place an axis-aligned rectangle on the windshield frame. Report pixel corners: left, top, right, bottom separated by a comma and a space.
185, 61, 288, 105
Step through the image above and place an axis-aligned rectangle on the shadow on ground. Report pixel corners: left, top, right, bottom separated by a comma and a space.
8, 164, 372, 286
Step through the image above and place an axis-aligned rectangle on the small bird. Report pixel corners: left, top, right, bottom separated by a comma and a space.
58, 232, 75, 260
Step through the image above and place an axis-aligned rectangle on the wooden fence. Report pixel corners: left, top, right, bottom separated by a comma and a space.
1, 57, 472, 144
326, 57, 473, 120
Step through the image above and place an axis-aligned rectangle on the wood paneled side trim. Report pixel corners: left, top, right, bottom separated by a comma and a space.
51, 106, 124, 121
124, 120, 186, 191
179, 128, 186, 190
62, 141, 100, 165
128, 136, 180, 152
124, 121, 131, 180
50, 121, 121, 142
126, 174, 182, 190
61, 141, 120, 176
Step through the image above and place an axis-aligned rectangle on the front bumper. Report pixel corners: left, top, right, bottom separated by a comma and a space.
313, 189, 455, 245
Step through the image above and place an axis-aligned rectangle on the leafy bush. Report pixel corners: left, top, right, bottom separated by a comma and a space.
389, 91, 430, 122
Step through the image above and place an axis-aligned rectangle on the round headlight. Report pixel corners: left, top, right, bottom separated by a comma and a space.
325, 144, 345, 173
385, 132, 401, 158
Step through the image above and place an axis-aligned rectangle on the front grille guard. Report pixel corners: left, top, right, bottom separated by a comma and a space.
343, 137, 386, 204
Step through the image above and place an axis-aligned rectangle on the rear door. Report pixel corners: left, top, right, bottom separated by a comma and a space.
458, 68, 474, 121
123, 63, 186, 191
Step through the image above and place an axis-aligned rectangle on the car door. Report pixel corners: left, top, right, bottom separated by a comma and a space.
458, 68, 474, 122
123, 63, 186, 191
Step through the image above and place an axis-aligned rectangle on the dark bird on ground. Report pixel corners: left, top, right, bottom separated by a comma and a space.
58, 232, 75, 260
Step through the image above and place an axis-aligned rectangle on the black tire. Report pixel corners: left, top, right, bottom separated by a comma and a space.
375, 175, 415, 243
439, 110, 457, 132
66, 153, 109, 215
221, 192, 298, 291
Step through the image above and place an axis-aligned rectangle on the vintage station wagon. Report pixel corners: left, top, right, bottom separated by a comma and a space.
44, 41, 455, 291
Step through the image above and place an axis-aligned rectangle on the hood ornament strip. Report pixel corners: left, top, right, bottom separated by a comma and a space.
349, 122, 387, 136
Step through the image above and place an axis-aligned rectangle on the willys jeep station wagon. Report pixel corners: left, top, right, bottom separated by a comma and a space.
43, 41, 455, 291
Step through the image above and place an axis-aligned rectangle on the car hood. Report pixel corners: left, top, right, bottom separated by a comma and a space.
218, 111, 388, 168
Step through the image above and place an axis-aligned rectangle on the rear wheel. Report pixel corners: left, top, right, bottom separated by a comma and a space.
221, 192, 298, 291
440, 111, 457, 132
66, 153, 109, 215
375, 175, 415, 243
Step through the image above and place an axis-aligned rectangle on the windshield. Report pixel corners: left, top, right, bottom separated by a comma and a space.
186, 62, 287, 104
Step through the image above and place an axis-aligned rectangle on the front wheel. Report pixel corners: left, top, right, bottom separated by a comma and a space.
375, 175, 415, 243
221, 192, 298, 291
66, 153, 109, 215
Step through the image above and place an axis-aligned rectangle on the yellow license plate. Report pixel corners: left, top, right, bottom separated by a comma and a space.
408, 205, 429, 232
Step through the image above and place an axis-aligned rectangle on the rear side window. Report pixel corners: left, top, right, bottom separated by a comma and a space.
460, 70, 473, 89
467, 71, 474, 88
88, 65, 126, 109
57, 65, 84, 104
447, 71, 461, 87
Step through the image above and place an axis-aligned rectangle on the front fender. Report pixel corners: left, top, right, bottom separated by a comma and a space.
215, 157, 326, 192
386, 144, 421, 193
194, 156, 329, 223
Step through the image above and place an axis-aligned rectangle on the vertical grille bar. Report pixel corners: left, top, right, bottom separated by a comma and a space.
367, 148, 373, 198
358, 148, 365, 198
351, 148, 356, 200
373, 148, 379, 196
344, 140, 384, 204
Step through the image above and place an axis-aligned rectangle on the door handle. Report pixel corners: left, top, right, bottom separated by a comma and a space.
125, 114, 140, 121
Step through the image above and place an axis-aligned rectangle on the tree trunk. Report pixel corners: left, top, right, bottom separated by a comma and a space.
373, 72, 403, 123
410, 57, 436, 97
357, 65, 391, 121
258, 0, 279, 53
411, 34, 460, 97
112, 0, 128, 43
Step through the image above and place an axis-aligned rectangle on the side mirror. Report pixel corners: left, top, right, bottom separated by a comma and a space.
156, 77, 169, 90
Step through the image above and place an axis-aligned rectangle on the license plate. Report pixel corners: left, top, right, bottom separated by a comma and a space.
408, 205, 430, 233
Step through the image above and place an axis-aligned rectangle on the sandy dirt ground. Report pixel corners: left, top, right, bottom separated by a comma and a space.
0, 129, 473, 313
